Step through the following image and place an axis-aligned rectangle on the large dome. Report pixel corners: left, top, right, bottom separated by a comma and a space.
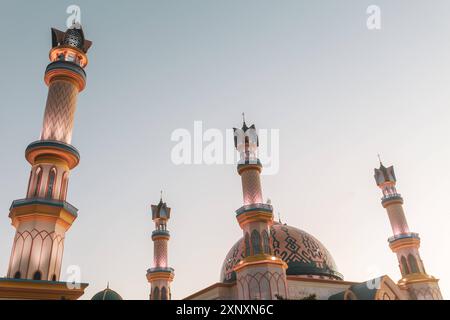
221, 223, 343, 282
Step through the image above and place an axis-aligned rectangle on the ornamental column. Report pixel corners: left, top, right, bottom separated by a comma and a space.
374, 161, 442, 300
232, 119, 288, 300
6, 22, 91, 285
146, 196, 174, 300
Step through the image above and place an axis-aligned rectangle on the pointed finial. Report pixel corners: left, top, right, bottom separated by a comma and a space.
242, 112, 246, 124
160, 190, 163, 202
107, 281, 110, 289
278, 212, 282, 224
377, 154, 383, 166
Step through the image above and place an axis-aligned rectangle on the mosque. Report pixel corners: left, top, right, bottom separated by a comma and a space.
0, 21, 444, 300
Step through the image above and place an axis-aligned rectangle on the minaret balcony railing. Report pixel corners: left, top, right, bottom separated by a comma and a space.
388, 232, 420, 243
45, 60, 86, 79
25, 140, 81, 169
10, 197, 78, 217
236, 203, 273, 216
26, 140, 80, 158
147, 267, 175, 274
237, 158, 262, 167
152, 229, 170, 237
381, 193, 403, 204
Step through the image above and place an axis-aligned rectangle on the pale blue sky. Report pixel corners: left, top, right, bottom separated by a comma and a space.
1, 1, 450, 299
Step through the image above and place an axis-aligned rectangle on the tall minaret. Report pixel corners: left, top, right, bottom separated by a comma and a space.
146, 195, 174, 300
1, 22, 91, 299
232, 118, 288, 300
374, 161, 442, 300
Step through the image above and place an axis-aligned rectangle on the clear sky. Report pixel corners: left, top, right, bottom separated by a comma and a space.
0, 0, 450, 300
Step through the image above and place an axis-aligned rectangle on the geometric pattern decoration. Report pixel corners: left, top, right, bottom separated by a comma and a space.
236, 270, 287, 300
240, 170, 263, 205
153, 240, 168, 268
40, 80, 78, 144
221, 223, 342, 283
7, 228, 65, 281
409, 287, 443, 300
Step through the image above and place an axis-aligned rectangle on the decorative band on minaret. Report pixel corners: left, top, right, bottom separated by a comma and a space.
6, 22, 92, 283
147, 196, 174, 300
232, 119, 288, 300
374, 161, 442, 300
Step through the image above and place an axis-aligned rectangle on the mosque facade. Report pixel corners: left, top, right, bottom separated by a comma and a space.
0, 21, 443, 301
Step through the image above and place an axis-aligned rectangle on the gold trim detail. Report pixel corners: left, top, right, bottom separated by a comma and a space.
237, 211, 273, 227
0, 279, 87, 300
9, 203, 76, 230
233, 254, 288, 272
26, 146, 79, 170
398, 273, 439, 288
389, 237, 420, 252
146, 272, 174, 282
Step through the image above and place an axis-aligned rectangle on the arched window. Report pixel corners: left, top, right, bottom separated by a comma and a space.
46, 168, 57, 199
14, 271, 21, 279
408, 254, 420, 273
26, 170, 32, 197
34, 167, 43, 197
251, 230, 262, 255
60, 172, 69, 201
244, 233, 251, 257
52, 274, 57, 282
153, 287, 160, 300
161, 287, 168, 300
401, 256, 410, 276
262, 230, 271, 254
33, 271, 42, 280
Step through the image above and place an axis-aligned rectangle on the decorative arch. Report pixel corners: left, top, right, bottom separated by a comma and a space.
344, 290, 358, 300
401, 256, 410, 276
244, 233, 251, 257
33, 166, 43, 197
237, 270, 287, 300
262, 230, 271, 254
14, 271, 21, 279
26, 170, 33, 197
46, 167, 57, 199
10, 229, 65, 282
408, 254, 420, 273
60, 171, 69, 200
251, 230, 262, 255
373, 275, 406, 300
153, 287, 160, 300
161, 287, 168, 300
33, 270, 42, 280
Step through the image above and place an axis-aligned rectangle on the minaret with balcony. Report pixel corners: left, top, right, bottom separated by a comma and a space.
232, 119, 288, 300
146, 196, 174, 300
0, 21, 91, 300
374, 161, 442, 300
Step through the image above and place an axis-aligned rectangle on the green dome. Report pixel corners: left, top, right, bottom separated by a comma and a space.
91, 287, 123, 300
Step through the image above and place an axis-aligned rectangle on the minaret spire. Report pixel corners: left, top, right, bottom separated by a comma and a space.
232, 118, 288, 300
146, 194, 174, 300
1, 20, 92, 300
374, 161, 442, 300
